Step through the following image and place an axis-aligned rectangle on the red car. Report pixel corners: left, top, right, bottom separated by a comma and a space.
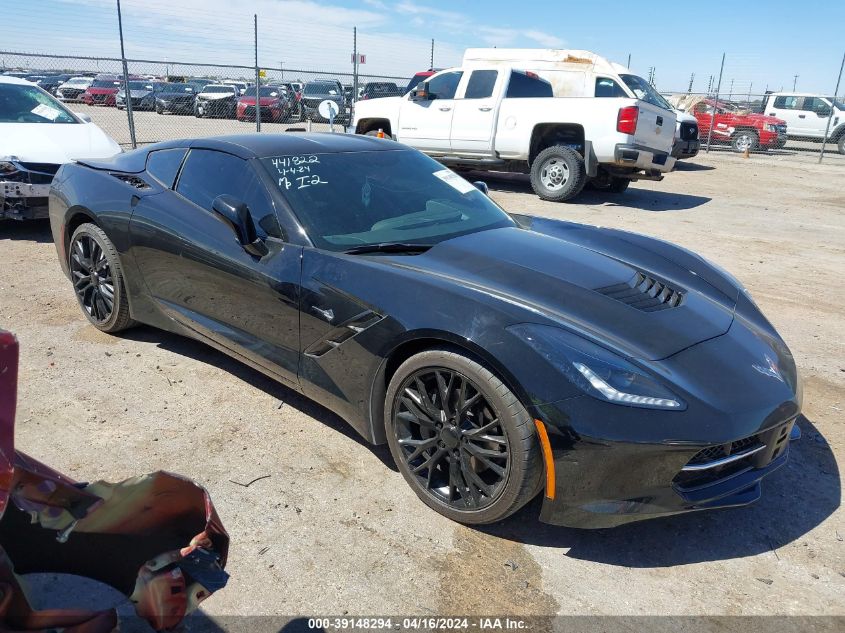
685, 98, 787, 152
236, 86, 291, 123
80, 76, 123, 106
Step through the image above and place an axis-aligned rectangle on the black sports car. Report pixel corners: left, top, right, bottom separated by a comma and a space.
47, 134, 801, 528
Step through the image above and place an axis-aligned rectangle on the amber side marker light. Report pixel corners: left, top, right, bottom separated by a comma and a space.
534, 419, 556, 500
377, 128, 385, 138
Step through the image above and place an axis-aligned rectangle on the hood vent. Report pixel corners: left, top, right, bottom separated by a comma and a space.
595, 272, 683, 312
110, 173, 150, 190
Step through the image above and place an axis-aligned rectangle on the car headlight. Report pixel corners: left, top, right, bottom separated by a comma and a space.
508, 324, 686, 410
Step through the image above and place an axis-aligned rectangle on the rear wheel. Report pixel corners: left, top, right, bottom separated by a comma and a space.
838, 135, 845, 155
69, 224, 134, 333
385, 348, 542, 524
530, 145, 587, 202
731, 130, 759, 153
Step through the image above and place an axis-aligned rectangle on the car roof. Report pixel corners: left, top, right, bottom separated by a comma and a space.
0, 76, 36, 86
134, 133, 397, 159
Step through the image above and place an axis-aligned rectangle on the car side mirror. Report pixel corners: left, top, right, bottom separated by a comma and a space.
211, 194, 269, 257
75, 112, 92, 123
472, 181, 489, 195
817, 109, 831, 117
411, 82, 432, 101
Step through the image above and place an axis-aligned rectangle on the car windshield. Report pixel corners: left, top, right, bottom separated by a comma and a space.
128, 81, 155, 90
405, 74, 429, 94
833, 99, 845, 110
67, 78, 91, 85
204, 86, 234, 94
244, 86, 281, 97
259, 150, 514, 251
305, 83, 338, 96
619, 74, 673, 110
0, 83, 78, 123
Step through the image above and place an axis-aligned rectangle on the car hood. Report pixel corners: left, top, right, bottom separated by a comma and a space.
239, 96, 283, 106
198, 93, 234, 100
119, 89, 153, 98
158, 91, 194, 98
304, 94, 342, 101
87, 87, 118, 94
724, 112, 785, 125
0, 122, 121, 163
386, 225, 736, 361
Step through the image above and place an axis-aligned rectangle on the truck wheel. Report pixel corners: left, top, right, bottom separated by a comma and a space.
590, 176, 630, 194
838, 135, 845, 155
530, 145, 587, 202
731, 130, 759, 153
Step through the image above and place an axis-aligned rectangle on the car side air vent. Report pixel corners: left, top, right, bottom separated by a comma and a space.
110, 173, 151, 190
304, 310, 384, 357
595, 272, 683, 312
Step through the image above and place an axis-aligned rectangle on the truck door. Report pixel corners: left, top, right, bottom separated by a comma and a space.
767, 95, 804, 136
450, 69, 501, 155
396, 70, 463, 153
799, 97, 834, 138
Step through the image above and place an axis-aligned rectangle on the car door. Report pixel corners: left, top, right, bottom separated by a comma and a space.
396, 70, 463, 152
767, 96, 804, 136
450, 69, 500, 155
129, 147, 302, 387
800, 97, 833, 138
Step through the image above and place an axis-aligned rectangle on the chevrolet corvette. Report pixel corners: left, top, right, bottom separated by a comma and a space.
48, 133, 801, 527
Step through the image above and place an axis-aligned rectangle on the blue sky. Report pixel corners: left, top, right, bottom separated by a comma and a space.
3, 0, 843, 94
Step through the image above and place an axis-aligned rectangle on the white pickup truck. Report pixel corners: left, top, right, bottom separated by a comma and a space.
760, 92, 845, 154
353, 50, 677, 201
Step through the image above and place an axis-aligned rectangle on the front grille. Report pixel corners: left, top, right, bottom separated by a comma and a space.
244, 105, 256, 117
680, 121, 699, 141
595, 272, 684, 312
687, 435, 762, 466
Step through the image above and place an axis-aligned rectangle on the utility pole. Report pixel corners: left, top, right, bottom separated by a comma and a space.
792, 74, 799, 91
819, 51, 845, 163
706, 53, 725, 153
254, 14, 260, 133
626, 53, 631, 68
430, 39, 434, 69
352, 26, 358, 126
728, 78, 734, 100
687, 72, 695, 93
280, 61, 284, 79
707, 75, 713, 94
116, 0, 136, 148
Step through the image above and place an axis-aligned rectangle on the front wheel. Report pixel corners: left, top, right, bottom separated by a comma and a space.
731, 130, 759, 153
385, 348, 542, 524
838, 135, 845, 155
69, 223, 134, 333
530, 145, 587, 202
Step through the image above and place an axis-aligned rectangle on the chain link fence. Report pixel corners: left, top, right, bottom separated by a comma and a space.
3, 49, 843, 164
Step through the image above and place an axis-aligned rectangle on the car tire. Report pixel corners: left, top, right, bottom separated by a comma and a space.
155, 104, 164, 114
731, 130, 759, 153
384, 348, 543, 525
68, 223, 135, 333
530, 145, 587, 202
838, 135, 845, 155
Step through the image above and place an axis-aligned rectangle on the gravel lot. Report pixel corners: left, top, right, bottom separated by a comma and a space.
1, 149, 843, 625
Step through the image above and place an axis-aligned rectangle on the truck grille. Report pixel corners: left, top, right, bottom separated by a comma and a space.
595, 272, 684, 312
680, 121, 699, 141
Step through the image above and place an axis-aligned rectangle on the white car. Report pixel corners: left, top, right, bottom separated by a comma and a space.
1, 76, 121, 220
354, 48, 677, 201
55, 76, 94, 102
761, 92, 845, 154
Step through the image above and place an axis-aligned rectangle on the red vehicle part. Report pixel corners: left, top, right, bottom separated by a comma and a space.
80, 87, 119, 107
689, 99, 787, 149
0, 331, 229, 631
236, 95, 289, 123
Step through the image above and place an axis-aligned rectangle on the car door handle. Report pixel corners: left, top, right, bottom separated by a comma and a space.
478, 107, 492, 112
439, 107, 451, 112
798, 114, 806, 118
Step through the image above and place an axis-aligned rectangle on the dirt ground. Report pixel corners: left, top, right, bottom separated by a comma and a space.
0, 152, 842, 624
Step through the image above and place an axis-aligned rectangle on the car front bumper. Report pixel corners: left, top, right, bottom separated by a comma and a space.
1, 183, 50, 220
528, 316, 802, 528
672, 138, 701, 159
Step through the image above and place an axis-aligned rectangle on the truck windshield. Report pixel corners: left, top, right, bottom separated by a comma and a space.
619, 74, 673, 111
259, 150, 515, 252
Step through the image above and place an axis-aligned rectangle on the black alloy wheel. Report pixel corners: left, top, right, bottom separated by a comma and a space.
69, 224, 134, 333
386, 349, 542, 524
